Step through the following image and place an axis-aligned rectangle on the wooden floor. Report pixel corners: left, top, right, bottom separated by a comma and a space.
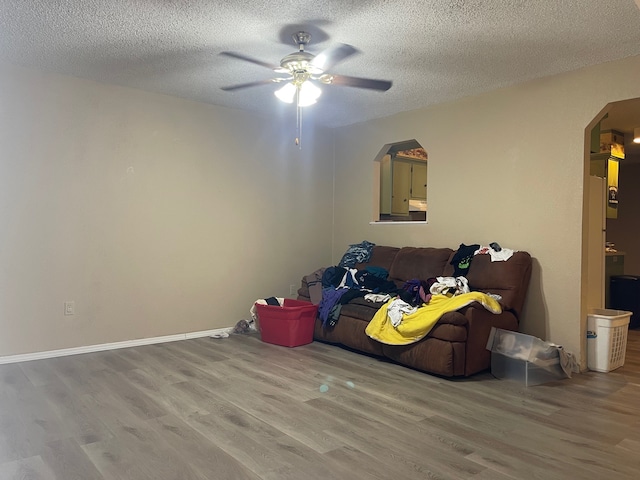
1, 331, 640, 480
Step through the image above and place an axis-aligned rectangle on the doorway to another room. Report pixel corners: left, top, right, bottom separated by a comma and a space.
585, 97, 640, 332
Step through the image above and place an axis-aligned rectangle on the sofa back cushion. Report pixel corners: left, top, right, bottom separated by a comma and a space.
464, 251, 532, 318
388, 247, 454, 284
355, 246, 401, 272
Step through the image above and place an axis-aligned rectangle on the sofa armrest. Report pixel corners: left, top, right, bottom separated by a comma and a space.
297, 282, 311, 300
462, 304, 518, 376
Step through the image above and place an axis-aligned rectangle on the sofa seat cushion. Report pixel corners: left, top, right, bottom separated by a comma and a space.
339, 297, 385, 321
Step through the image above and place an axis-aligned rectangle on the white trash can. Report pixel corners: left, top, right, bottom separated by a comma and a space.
587, 309, 631, 372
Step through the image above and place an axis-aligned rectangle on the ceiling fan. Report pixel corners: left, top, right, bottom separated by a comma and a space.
220, 31, 392, 96
220, 31, 392, 145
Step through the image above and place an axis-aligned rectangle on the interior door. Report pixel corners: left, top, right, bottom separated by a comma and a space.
411, 162, 427, 199
391, 160, 411, 216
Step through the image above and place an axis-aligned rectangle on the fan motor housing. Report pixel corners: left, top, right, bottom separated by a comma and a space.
280, 51, 317, 71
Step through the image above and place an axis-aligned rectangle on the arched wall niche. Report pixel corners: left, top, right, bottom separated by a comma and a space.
372, 139, 428, 223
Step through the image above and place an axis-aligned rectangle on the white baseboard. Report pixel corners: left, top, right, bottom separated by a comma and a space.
0, 327, 235, 365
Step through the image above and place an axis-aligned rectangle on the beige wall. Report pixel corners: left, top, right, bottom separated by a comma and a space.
331, 55, 640, 365
0, 63, 334, 356
4, 55, 640, 365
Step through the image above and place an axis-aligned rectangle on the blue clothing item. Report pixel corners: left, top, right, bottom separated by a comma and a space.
318, 287, 350, 327
365, 266, 389, 279
338, 240, 376, 268
355, 269, 397, 294
322, 266, 348, 288
339, 269, 360, 289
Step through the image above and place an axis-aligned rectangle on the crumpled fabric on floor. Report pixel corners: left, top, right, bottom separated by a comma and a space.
556, 346, 579, 378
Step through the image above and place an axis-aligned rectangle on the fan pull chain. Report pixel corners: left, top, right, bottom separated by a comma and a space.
295, 88, 302, 148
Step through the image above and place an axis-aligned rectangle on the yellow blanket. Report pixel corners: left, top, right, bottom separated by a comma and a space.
365, 292, 502, 345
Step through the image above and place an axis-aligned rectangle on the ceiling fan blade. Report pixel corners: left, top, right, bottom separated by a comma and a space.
219, 51, 280, 70
311, 43, 358, 71
320, 74, 392, 91
221, 79, 278, 91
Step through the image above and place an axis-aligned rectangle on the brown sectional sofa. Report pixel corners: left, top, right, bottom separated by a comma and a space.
297, 245, 533, 377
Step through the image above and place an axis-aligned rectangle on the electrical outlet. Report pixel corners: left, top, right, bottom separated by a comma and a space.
289, 284, 297, 296
64, 301, 75, 316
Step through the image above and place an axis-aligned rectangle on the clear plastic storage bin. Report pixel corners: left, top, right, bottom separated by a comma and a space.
486, 328, 565, 386
490, 352, 565, 386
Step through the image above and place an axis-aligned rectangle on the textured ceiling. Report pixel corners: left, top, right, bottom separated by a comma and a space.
1, 1, 640, 128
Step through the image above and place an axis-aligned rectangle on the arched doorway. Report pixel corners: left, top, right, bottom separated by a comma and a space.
583, 97, 640, 367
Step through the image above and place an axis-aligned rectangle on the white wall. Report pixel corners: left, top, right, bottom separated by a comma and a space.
330, 55, 640, 366
0, 63, 334, 356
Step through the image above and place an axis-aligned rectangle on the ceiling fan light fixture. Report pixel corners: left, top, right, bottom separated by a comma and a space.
634, 127, 640, 144
274, 82, 296, 103
297, 81, 321, 107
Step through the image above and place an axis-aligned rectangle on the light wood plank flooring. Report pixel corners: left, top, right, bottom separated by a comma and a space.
1, 330, 639, 480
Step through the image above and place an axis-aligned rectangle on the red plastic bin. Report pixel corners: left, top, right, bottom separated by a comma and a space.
255, 299, 318, 347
